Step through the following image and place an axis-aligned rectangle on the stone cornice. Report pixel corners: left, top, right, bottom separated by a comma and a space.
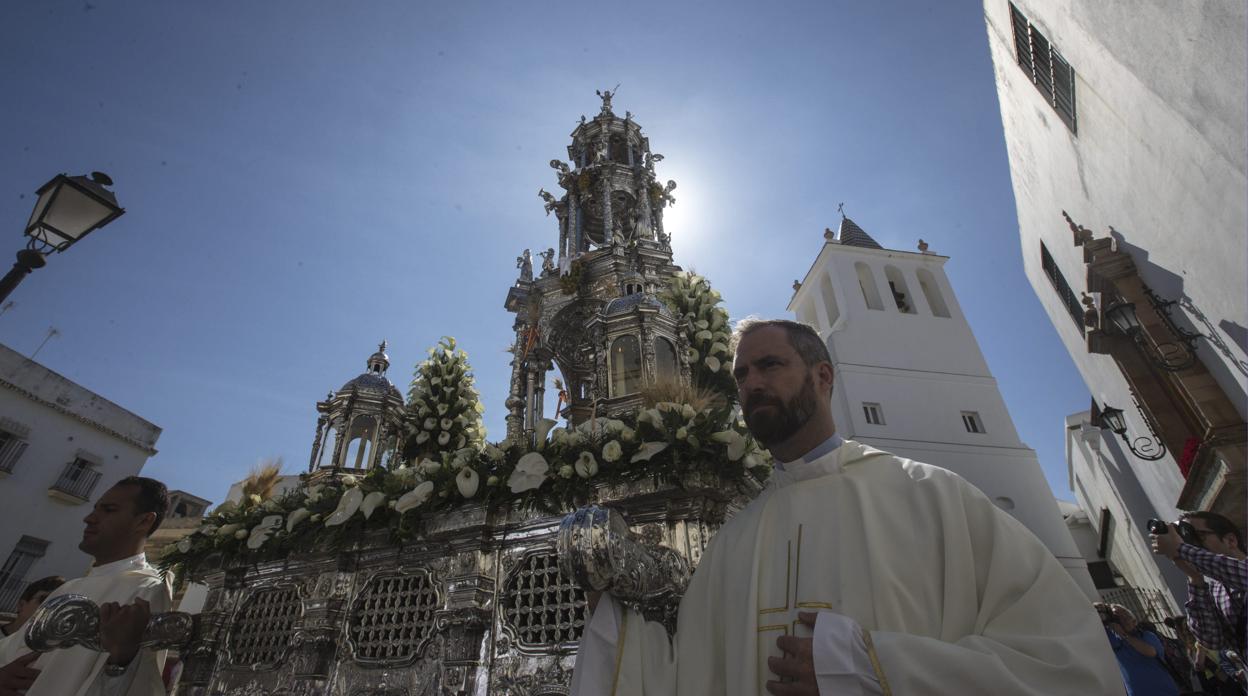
0, 377, 158, 456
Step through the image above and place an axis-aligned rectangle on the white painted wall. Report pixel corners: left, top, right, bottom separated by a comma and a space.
982, 0, 1247, 523
0, 344, 161, 602
790, 237, 1097, 598
1064, 411, 1187, 609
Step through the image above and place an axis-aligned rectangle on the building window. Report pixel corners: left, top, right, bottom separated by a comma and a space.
962, 411, 985, 434
49, 458, 103, 502
863, 403, 885, 426
1040, 242, 1086, 333
1010, 3, 1076, 133
884, 266, 915, 314
0, 536, 49, 613
0, 431, 28, 475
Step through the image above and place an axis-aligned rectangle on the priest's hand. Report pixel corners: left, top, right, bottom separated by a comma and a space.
766, 611, 818, 695
99, 597, 150, 668
0, 652, 40, 696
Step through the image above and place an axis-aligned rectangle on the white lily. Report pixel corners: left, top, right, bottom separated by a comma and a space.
558, 464, 574, 479
711, 430, 747, 461
575, 451, 599, 478
286, 507, 311, 532
340, 474, 358, 487
695, 329, 713, 342
217, 523, 242, 537
705, 356, 721, 372
681, 404, 696, 420
437, 403, 449, 415
509, 452, 549, 493
247, 515, 284, 550
484, 444, 505, 462
416, 431, 430, 444
744, 453, 765, 469
438, 431, 451, 446
423, 417, 437, 430
440, 418, 453, 430
361, 491, 387, 519
456, 467, 480, 498
176, 537, 193, 553
325, 488, 364, 527
602, 440, 622, 463
395, 481, 436, 513
304, 485, 324, 503
630, 442, 669, 463
710, 341, 729, 356
419, 458, 442, 475
675, 427, 688, 440
534, 418, 558, 450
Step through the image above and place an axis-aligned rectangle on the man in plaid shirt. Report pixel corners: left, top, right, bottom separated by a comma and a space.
1152, 511, 1246, 657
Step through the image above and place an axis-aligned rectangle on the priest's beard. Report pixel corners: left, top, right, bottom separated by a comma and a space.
743, 375, 819, 447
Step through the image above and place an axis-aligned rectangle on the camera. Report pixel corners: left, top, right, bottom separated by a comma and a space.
1095, 604, 1114, 625
1147, 518, 1200, 546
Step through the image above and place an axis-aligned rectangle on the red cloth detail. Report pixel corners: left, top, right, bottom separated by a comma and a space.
1178, 437, 1202, 478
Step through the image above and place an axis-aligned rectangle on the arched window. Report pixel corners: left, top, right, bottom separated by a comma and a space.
819, 273, 840, 326
855, 262, 884, 311
884, 266, 915, 314
317, 426, 338, 468
654, 337, 678, 380
343, 415, 377, 469
917, 268, 951, 318
609, 335, 642, 397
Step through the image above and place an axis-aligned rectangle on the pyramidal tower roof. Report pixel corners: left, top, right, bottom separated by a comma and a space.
837, 215, 883, 249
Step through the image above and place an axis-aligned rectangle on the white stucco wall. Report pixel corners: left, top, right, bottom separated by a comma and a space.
0, 344, 160, 596
982, 0, 1248, 520
790, 239, 1096, 598
1065, 412, 1186, 609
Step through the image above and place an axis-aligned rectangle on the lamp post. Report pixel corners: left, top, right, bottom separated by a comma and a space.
1097, 402, 1167, 461
0, 173, 124, 304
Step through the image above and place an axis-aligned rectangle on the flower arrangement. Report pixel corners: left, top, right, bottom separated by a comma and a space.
159, 398, 770, 578
660, 271, 737, 406
402, 336, 485, 461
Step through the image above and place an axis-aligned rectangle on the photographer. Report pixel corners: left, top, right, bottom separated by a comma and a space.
1097, 603, 1179, 696
1151, 512, 1246, 658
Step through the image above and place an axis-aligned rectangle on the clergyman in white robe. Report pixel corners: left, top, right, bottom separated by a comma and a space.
571, 438, 1124, 695
0, 552, 172, 696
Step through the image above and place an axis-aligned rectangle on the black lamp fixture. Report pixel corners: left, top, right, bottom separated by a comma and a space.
0, 173, 124, 304
1097, 401, 1166, 461
1102, 291, 1201, 372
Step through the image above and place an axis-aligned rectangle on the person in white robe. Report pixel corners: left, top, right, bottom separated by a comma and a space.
571, 319, 1124, 696
0, 477, 173, 696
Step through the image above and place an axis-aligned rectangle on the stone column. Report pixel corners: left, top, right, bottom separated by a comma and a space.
505, 335, 527, 441
639, 182, 655, 241
308, 416, 327, 472
557, 209, 569, 263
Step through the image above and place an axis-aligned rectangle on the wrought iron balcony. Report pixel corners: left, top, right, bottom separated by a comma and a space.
48, 462, 102, 503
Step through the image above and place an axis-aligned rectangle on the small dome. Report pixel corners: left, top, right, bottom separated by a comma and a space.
336, 342, 402, 400
605, 292, 669, 317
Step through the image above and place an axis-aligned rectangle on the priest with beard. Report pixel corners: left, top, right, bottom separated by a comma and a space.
570, 319, 1123, 695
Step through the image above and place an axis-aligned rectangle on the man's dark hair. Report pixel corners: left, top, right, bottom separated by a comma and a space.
734, 318, 833, 370
116, 476, 169, 538
19, 575, 64, 603
1180, 511, 1246, 552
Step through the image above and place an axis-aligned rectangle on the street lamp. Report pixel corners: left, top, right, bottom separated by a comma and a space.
1097, 401, 1167, 461
0, 172, 124, 304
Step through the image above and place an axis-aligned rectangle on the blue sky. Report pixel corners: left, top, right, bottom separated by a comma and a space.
0, 0, 1090, 503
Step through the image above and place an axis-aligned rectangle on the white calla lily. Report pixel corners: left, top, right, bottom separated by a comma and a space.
711, 430, 747, 461
533, 418, 558, 450
286, 507, 311, 532
456, 467, 480, 498
395, 481, 436, 513
416, 431, 430, 444
419, 458, 442, 475
438, 431, 451, 446
423, 418, 437, 430
361, 491, 387, 519
247, 515, 284, 550
704, 356, 721, 372
575, 451, 599, 478
509, 452, 549, 493
176, 537, 193, 553
217, 523, 242, 537
324, 488, 364, 527
630, 442, 669, 463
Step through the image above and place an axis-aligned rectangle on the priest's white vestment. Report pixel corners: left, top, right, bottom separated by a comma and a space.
0, 553, 172, 696
572, 440, 1123, 695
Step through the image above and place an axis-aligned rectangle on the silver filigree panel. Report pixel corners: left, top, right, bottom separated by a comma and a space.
348, 570, 439, 665
227, 586, 302, 668
502, 550, 587, 651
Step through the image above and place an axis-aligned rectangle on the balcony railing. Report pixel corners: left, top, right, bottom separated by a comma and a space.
0, 575, 26, 613
48, 463, 102, 502
1099, 585, 1179, 638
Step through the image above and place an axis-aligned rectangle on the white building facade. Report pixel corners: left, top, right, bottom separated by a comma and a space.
788, 217, 1096, 598
983, 0, 1247, 605
0, 343, 161, 611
